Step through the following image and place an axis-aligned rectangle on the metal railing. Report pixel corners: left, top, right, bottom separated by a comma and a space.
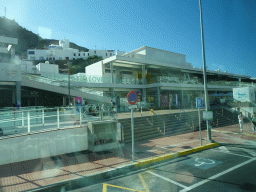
169, 103, 202, 131
0, 105, 117, 137
142, 106, 166, 136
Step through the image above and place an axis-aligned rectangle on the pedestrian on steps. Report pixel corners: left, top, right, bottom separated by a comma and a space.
238, 112, 244, 132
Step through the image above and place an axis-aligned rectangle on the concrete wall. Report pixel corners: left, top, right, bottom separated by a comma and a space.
36, 63, 59, 73
0, 127, 88, 165
145, 47, 187, 66
0, 36, 18, 45
85, 60, 103, 76
0, 63, 21, 81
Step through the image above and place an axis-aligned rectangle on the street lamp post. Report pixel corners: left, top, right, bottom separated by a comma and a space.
64, 62, 71, 106
199, 0, 211, 142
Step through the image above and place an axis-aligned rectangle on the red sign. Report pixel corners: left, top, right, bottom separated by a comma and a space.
127, 91, 138, 105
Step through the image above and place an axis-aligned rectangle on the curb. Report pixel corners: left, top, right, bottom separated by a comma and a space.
213, 129, 256, 138
134, 143, 218, 169
25, 143, 219, 192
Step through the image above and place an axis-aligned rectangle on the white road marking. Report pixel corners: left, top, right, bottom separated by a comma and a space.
242, 148, 256, 157
210, 148, 252, 159
179, 157, 256, 192
224, 146, 256, 157
147, 171, 191, 190
194, 158, 215, 167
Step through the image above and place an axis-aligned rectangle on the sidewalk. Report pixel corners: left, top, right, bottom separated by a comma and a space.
0, 125, 256, 191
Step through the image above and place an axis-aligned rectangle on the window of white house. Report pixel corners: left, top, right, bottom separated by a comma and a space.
74, 53, 76, 56
88, 53, 89, 56
28, 51, 35, 54
83, 53, 85, 56
106, 53, 107, 56
110, 53, 112, 56
94, 51, 96, 54
78, 53, 80, 56
105, 69, 115, 73
121, 71, 133, 75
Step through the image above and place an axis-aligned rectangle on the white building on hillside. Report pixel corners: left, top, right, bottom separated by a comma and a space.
36, 61, 59, 74
27, 39, 123, 61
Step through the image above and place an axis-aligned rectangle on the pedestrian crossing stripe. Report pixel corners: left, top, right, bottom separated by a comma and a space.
102, 183, 145, 192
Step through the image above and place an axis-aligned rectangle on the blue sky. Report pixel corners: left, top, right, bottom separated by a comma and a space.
1, 0, 256, 77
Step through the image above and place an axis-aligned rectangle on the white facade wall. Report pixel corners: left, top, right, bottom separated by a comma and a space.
145, 47, 187, 66
27, 48, 117, 61
88, 49, 115, 59
0, 127, 88, 165
0, 63, 21, 81
20, 60, 36, 73
116, 50, 126, 56
59, 39, 69, 49
27, 49, 47, 60
36, 63, 59, 73
85, 60, 103, 76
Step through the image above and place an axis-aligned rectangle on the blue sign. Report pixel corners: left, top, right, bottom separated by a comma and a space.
196, 97, 203, 108
127, 91, 138, 105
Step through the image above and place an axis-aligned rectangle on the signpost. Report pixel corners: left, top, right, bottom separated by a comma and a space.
196, 97, 203, 145
127, 91, 138, 162
203, 111, 213, 120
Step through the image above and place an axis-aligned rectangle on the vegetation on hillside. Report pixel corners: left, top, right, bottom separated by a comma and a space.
56, 55, 103, 74
0, 17, 88, 59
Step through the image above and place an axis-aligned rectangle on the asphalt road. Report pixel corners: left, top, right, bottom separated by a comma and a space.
68, 143, 256, 192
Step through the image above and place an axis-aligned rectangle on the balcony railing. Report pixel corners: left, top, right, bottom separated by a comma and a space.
24, 72, 255, 88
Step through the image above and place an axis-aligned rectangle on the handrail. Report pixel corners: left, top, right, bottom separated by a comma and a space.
170, 103, 195, 119
143, 106, 166, 123
210, 101, 251, 122
142, 105, 166, 136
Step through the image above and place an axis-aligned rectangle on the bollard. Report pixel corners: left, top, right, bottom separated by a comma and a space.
80, 106, 82, 127
42, 109, 45, 126
22, 111, 24, 127
57, 107, 60, 128
27, 111, 30, 133
164, 122, 166, 136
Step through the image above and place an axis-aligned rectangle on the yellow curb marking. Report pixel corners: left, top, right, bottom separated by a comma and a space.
138, 173, 150, 192
134, 143, 218, 168
102, 183, 145, 192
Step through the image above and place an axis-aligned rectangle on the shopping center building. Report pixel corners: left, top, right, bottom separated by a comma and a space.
84, 46, 256, 109
1, 37, 256, 109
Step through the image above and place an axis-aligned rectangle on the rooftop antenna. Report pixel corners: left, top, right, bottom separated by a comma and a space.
4, 7, 6, 18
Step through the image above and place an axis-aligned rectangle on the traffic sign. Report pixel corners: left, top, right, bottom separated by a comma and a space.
127, 91, 138, 105
203, 111, 213, 120
196, 97, 203, 108
128, 105, 137, 109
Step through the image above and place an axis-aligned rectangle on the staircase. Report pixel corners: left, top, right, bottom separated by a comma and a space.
119, 110, 201, 144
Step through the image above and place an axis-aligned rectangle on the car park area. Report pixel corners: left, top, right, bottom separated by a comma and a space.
69, 144, 256, 192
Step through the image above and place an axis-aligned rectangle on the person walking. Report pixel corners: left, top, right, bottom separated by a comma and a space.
238, 112, 244, 132
251, 113, 256, 132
